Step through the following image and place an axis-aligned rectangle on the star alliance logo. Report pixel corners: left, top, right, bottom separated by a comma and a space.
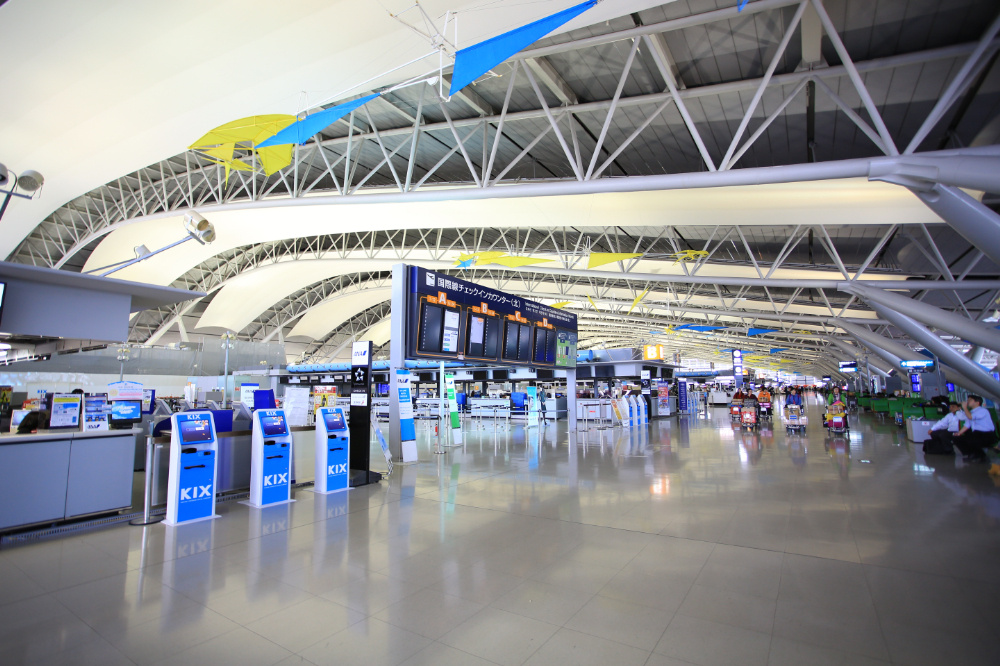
355, 368, 365, 383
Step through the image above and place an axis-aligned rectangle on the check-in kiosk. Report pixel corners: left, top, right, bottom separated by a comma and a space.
637, 395, 648, 424
314, 407, 350, 494
249, 409, 294, 507
627, 395, 638, 425
165, 411, 219, 525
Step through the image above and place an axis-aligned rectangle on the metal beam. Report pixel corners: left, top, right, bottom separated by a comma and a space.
870, 303, 1000, 402
909, 183, 1000, 269
842, 282, 1000, 352
524, 57, 579, 106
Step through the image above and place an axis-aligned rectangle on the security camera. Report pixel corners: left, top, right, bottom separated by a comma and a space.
183, 211, 216, 245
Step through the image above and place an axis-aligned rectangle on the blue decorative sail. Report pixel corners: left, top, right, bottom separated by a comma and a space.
449, 0, 598, 97
748, 328, 780, 336
258, 94, 381, 147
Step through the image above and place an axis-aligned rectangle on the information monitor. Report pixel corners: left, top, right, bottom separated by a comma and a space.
465, 311, 500, 360
502, 320, 520, 361
517, 323, 532, 362
109, 400, 142, 429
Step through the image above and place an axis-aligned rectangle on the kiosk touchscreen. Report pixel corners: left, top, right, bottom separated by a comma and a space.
249, 409, 294, 507
313, 407, 350, 494
165, 412, 219, 525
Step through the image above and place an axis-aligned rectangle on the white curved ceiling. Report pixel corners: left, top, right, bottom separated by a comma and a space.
193, 249, 894, 334
0, 0, 664, 259
287, 288, 392, 340
80, 178, 939, 286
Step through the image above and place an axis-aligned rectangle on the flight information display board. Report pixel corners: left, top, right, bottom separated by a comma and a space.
406, 265, 577, 368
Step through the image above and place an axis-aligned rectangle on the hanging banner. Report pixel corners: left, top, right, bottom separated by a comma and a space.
445, 374, 463, 444
395, 370, 418, 462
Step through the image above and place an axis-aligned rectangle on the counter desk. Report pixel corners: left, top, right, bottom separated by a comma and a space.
0, 428, 139, 531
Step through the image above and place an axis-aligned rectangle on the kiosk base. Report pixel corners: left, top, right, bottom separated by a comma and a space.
350, 470, 382, 487
162, 514, 220, 527
306, 486, 351, 495
240, 499, 296, 509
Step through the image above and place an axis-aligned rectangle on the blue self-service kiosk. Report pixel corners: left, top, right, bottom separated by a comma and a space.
313, 407, 350, 494
165, 411, 219, 525
248, 409, 294, 507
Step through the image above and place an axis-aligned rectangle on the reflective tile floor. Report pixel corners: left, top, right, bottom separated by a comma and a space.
3, 396, 1000, 665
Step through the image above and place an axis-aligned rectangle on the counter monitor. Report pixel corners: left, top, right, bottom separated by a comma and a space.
109, 400, 142, 428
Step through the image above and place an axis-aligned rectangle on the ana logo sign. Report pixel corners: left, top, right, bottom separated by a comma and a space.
264, 473, 289, 487
351, 342, 370, 366
328, 463, 348, 476
180, 485, 212, 501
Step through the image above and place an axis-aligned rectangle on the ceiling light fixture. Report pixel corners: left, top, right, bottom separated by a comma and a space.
85, 211, 217, 277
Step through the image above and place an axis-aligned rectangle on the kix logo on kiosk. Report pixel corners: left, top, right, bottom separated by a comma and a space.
247, 409, 295, 508
165, 412, 220, 525
313, 406, 350, 494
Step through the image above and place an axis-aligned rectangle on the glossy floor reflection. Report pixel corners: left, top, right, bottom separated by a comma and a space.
3, 396, 1000, 665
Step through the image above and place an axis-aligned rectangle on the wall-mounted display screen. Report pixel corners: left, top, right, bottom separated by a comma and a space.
324, 411, 346, 431
442, 309, 460, 352
260, 413, 288, 437
418, 302, 444, 353
406, 266, 577, 368
179, 417, 213, 443
503, 321, 520, 361
492, 369, 509, 381
517, 324, 532, 361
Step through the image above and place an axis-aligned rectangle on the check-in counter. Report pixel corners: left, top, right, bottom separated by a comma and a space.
709, 390, 732, 405
469, 398, 511, 418
576, 399, 614, 421
0, 429, 139, 531
415, 398, 445, 418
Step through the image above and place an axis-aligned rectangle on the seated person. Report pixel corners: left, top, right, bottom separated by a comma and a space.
954, 395, 997, 463
785, 388, 802, 407
16, 411, 41, 434
924, 401, 966, 453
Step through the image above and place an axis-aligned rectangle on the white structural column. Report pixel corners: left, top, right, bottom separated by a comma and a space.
388, 263, 407, 461
843, 283, 1000, 352
870, 303, 1000, 403
566, 367, 577, 431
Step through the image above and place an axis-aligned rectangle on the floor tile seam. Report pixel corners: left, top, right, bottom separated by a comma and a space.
290, 615, 398, 661
141, 623, 247, 666
424, 639, 505, 666
244, 609, 369, 659
647, 541, 718, 656
561, 602, 667, 655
